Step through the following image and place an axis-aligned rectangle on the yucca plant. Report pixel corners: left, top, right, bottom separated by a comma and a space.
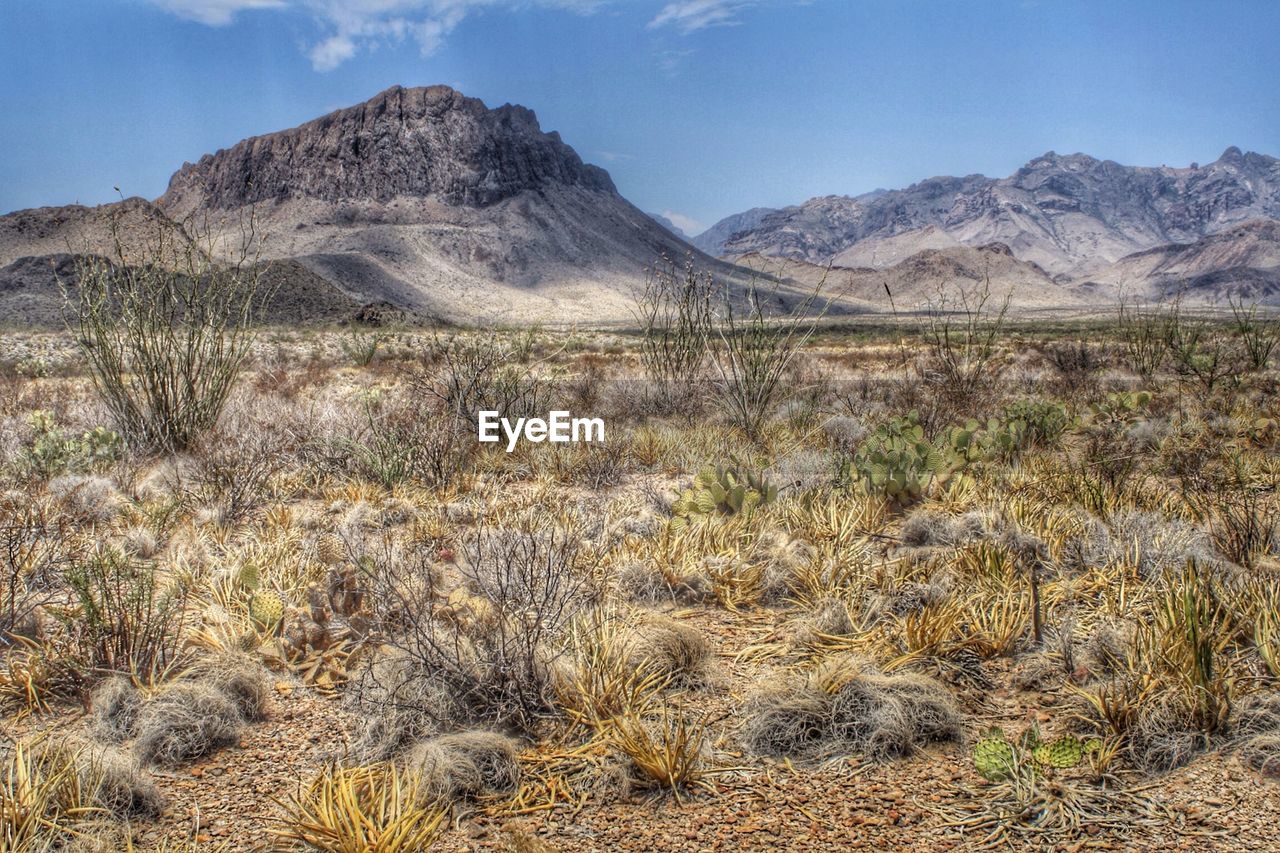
557, 613, 670, 728
1150, 563, 1235, 735
611, 707, 712, 802
2, 741, 104, 849
273, 762, 446, 852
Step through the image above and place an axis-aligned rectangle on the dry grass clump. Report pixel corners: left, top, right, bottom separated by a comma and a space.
86, 746, 164, 819
616, 612, 710, 687
88, 676, 142, 743
1232, 691, 1280, 736
180, 652, 271, 721
742, 654, 961, 761
1238, 733, 1280, 777
133, 682, 245, 767
614, 559, 714, 606
47, 475, 121, 524
403, 730, 522, 803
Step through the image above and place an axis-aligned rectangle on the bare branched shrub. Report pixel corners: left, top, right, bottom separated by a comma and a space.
177, 405, 288, 522
1117, 298, 1171, 379
633, 257, 714, 410
67, 207, 269, 451
416, 330, 548, 427
709, 279, 822, 438
0, 499, 76, 647
1229, 298, 1279, 371
355, 518, 593, 743
922, 275, 1010, 403
345, 393, 469, 489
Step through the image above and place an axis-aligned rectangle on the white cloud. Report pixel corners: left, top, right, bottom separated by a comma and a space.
661, 209, 704, 235
151, 0, 287, 26
648, 0, 749, 34
150, 0, 606, 70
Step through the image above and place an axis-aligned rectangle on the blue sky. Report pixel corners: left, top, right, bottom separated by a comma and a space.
2, 0, 1277, 234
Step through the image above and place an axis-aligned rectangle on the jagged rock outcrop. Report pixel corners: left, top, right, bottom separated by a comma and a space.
159, 85, 615, 218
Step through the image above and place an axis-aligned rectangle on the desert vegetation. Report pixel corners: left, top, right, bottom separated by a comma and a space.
2, 262, 1280, 849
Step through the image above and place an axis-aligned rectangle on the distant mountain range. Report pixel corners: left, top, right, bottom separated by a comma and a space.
1, 85, 1277, 325
697, 148, 1280, 305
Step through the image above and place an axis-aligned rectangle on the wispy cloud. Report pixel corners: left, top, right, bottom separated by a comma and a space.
151, 0, 287, 27
648, 0, 750, 34
149, 0, 605, 70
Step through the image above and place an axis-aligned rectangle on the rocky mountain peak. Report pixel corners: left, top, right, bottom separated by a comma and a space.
157, 84, 616, 218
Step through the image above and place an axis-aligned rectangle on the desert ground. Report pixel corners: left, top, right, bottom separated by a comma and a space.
3, 288, 1280, 851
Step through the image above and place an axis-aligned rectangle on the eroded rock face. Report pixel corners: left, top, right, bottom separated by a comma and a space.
158, 85, 616, 217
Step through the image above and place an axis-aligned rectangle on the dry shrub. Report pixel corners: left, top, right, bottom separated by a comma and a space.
616, 612, 710, 687
86, 746, 164, 819
180, 652, 271, 721
354, 519, 593, 741
1233, 691, 1280, 737
349, 649, 461, 762
1239, 733, 1280, 777
88, 676, 141, 743
403, 730, 522, 803
133, 683, 244, 767
742, 654, 961, 761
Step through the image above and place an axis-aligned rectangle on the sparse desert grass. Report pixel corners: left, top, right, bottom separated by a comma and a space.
2, 312, 1280, 847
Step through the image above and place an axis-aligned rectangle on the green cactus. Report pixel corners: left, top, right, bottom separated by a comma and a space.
237, 561, 261, 592
250, 590, 285, 629
853, 412, 970, 507
1032, 734, 1087, 769
973, 728, 1017, 781
671, 464, 778, 527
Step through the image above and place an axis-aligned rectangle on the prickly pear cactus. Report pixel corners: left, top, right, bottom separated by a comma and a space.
973, 728, 1017, 781
250, 590, 285, 629
236, 561, 260, 592
1032, 734, 1087, 769
671, 464, 777, 528
853, 412, 970, 507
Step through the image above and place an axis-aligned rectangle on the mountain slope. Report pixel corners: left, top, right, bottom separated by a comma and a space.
1081, 219, 1280, 304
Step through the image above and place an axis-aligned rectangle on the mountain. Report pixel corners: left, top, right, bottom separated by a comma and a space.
3, 85, 756, 326
691, 207, 778, 257
715, 149, 1280, 291
647, 213, 689, 240
152, 84, 752, 323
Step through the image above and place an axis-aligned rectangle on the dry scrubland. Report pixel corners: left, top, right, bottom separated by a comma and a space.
3, 276, 1280, 850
